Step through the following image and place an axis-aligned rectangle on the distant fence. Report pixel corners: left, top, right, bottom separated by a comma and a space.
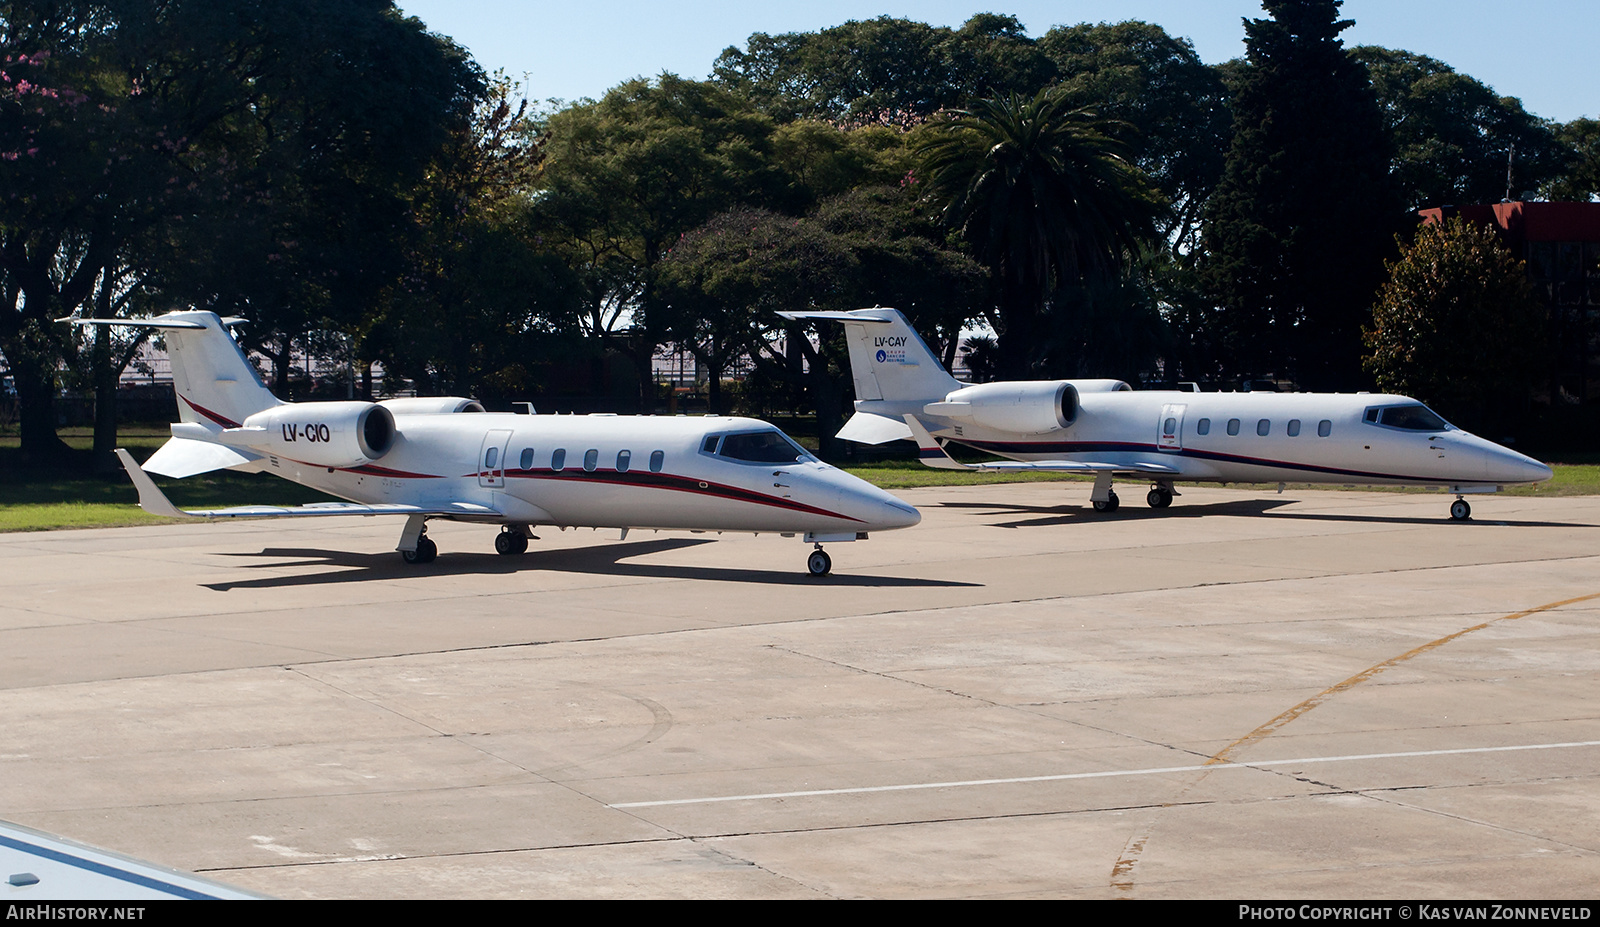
0, 384, 178, 429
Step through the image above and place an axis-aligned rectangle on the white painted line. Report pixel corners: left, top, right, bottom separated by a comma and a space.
609, 740, 1600, 809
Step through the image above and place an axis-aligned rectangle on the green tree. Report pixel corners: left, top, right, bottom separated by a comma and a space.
1354, 46, 1564, 209
654, 185, 983, 446
1038, 21, 1231, 252
533, 76, 788, 407
1547, 118, 1600, 202
915, 87, 1162, 377
0, 0, 481, 461
1365, 217, 1545, 431
1199, 0, 1401, 389
712, 15, 1054, 124
367, 78, 581, 401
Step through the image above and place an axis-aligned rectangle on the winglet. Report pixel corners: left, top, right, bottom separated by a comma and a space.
114, 449, 191, 518
902, 415, 972, 470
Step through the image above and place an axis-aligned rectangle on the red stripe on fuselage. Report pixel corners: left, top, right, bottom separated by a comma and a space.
505, 468, 863, 522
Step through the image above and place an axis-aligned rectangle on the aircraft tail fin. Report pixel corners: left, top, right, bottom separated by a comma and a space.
70, 311, 280, 429
778, 308, 960, 404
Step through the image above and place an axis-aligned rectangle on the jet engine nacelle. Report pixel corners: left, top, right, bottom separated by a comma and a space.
378, 397, 486, 414
235, 401, 396, 467
923, 379, 1130, 434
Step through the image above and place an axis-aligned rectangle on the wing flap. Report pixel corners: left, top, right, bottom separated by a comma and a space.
114, 450, 500, 519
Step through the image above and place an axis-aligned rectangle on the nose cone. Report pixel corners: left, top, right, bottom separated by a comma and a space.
1466, 433, 1553, 484
826, 468, 921, 531
874, 497, 922, 530
1493, 448, 1553, 484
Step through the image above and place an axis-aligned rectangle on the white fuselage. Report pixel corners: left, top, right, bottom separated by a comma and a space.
929, 391, 1551, 488
254, 412, 920, 535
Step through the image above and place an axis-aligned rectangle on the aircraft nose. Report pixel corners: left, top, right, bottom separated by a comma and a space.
1485, 443, 1552, 484
875, 497, 922, 530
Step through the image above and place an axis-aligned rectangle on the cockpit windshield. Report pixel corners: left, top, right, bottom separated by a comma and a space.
714, 429, 812, 464
1365, 403, 1452, 431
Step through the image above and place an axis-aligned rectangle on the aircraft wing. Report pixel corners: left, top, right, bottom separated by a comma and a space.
115, 449, 500, 519
901, 416, 1179, 474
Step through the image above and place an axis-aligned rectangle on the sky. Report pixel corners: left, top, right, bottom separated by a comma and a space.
394, 1, 1598, 123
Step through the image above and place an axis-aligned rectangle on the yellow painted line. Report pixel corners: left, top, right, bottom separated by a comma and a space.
1206, 591, 1600, 767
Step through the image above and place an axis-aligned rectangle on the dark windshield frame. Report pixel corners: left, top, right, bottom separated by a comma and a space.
1364, 403, 1453, 432
704, 429, 814, 465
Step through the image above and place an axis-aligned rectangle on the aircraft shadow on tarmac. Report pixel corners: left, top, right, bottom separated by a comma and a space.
935, 497, 1594, 531
202, 536, 980, 592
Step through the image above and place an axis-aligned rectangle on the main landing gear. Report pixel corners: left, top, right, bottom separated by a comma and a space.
494, 526, 530, 555
1450, 497, 1472, 521
1089, 480, 1179, 514
401, 530, 438, 564
807, 545, 833, 577
1146, 482, 1177, 509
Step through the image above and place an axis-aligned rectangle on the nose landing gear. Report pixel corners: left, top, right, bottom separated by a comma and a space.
1450, 497, 1471, 521
807, 545, 832, 577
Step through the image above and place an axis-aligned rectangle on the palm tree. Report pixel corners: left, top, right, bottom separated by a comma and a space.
916, 88, 1163, 376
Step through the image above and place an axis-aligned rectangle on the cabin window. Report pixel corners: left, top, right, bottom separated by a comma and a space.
617, 450, 631, 472
1256, 419, 1270, 436
1196, 418, 1210, 436
1287, 420, 1301, 437
551, 448, 566, 471
1226, 418, 1241, 436
583, 448, 599, 472
519, 448, 535, 470
1318, 420, 1332, 437
484, 446, 498, 469
1163, 417, 1178, 437
718, 430, 809, 463
650, 450, 665, 472
701, 435, 720, 454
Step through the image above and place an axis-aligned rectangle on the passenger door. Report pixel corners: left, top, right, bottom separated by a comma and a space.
478, 429, 513, 488
1158, 403, 1186, 452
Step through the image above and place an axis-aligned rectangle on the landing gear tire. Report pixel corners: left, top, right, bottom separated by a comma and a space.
807, 548, 832, 577
402, 535, 438, 564
1147, 488, 1173, 509
1450, 498, 1471, 521
1093, 490, 1121, 513
495, 529, 528, 555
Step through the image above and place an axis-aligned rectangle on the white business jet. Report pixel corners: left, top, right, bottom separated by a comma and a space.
71, 311, 919, 575
778, 308, 1552, 519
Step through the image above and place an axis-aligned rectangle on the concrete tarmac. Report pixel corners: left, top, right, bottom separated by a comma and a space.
2, 484, 1597, 899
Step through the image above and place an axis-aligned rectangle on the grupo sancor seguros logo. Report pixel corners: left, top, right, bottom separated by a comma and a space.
874, 334, 909, 365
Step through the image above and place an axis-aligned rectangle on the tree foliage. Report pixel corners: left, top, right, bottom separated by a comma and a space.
1548, 118, 1600, 202
915, 87, 1162, 376
1199, 0, 1401, 389
712, 14, 1055, 124
1038, 21, 1230, 251
0, 0, 483, 459
1354, 46, 1564, 210
1365, 217, 1545, 429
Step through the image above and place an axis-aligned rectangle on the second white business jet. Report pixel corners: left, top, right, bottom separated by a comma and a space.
779, 308, 1552, 519
73, 311, 919, 575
